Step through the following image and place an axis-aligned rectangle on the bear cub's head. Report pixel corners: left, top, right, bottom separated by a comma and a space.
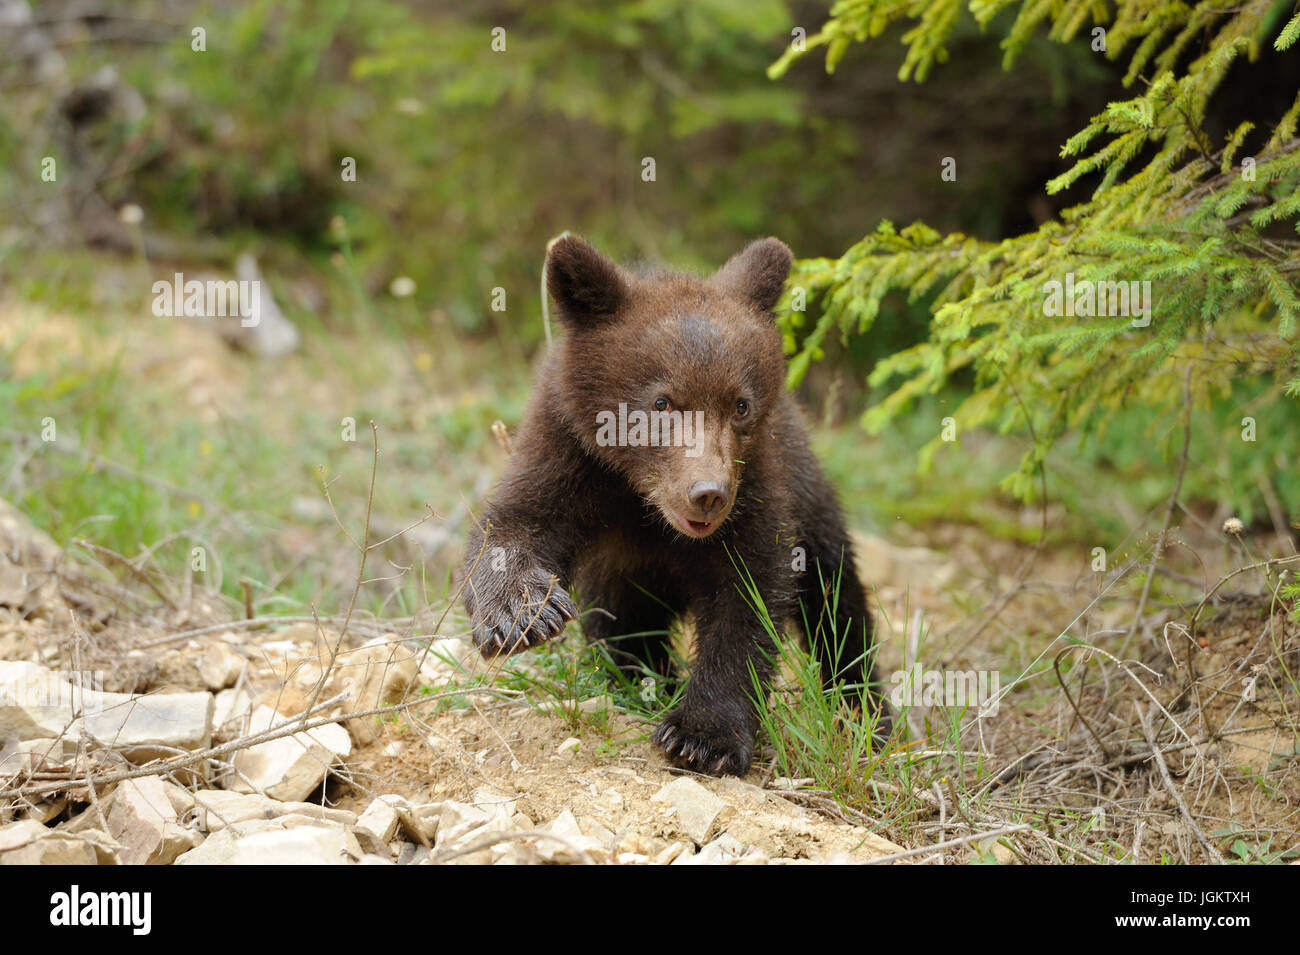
546, 235, 792, 540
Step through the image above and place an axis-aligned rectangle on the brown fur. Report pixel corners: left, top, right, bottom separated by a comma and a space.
461, 236, 886, 776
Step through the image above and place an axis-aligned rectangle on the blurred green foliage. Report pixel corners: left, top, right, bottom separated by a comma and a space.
2, 0, 1110, 350
3, 0, 1291, 566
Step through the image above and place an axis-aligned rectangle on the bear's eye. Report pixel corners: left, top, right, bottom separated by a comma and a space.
654, 396, 672, 413
734, 398, 750, 418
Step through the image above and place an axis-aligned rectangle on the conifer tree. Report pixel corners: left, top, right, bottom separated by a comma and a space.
772, 1, 1300, 500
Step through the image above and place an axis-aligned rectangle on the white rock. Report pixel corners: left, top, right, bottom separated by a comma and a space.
197, 642, 245, 691
105, 775, 199, 866
578, 816, 616, 848
398, 802, 442, 843
225, 253, 300, 358
653, 841, 691, 865
652, 776, 729, 845
492, 842, 543, 865
342, 637, 419, 744
0, 661, 212, 759
434, 790, 524, 855
0, 819, 117, 865
193, 789, 355, 832
159, 825, 204, 863
435, 801, 491, 847
0, 737, 67, 779
163, 782, 196, 817
0, 819, 53, 853
536, 810, 607, 864
229, 706, 352, 802
175, 816, 362, 865
356, 795, 404, 844
675, 833, 748, 865
211, 686, 253, 741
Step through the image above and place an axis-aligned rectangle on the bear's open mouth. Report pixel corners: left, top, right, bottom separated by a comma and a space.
667, 507, 721, 538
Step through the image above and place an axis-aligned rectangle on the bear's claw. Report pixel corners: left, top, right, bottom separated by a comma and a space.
651, 710, 753, 777
468, 566, 577, 658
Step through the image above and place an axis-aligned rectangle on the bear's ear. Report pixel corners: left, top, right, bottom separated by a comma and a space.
710, 237, 793, 315
545, 234, 626, 328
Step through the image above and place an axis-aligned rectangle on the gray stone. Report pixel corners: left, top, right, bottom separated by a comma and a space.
674, 833, 748, 866
211, 686, 254, 741
104, 776, 202, 865
0, 661, 212, 760
652, 776, 729, 845
0, 736, 67, 780
176, 816, 362, 865
341, 637, 419, 745
435, 801, 491, 848
0, 819, 119, 865
229, 706, 351, 802
192, 789, 356, 832
197, 641, 245, 691
355, 794, 404, 844
397, 844, 432, 865
537, 810, 607, 864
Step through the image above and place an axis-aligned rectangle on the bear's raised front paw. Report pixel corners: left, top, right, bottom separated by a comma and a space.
652, 708, 754, 777
467, 566, 577, 658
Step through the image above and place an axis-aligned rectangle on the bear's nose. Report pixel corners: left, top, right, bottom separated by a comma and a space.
687, 481, 729, 515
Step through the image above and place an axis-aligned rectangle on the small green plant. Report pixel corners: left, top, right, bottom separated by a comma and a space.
1282, 578, 1300, 624
592, 737, 623, 761
1214, 823, 1300, 864
418, 678, 475, 714
751, 635, 887, 801
496, 629, 688, 733
731, 553, 892, 805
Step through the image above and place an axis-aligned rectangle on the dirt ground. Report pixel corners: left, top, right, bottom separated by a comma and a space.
3, 487, 1296, 864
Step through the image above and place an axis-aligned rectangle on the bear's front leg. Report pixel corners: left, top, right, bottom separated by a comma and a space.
463, 522, 578, 658
651, 592, 778, 776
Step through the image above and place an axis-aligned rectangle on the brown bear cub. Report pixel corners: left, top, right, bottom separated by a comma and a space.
462, 235, 886, 776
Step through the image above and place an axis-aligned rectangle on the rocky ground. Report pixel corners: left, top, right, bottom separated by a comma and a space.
5, 481, 1300, 867
0, 496, 919, 865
